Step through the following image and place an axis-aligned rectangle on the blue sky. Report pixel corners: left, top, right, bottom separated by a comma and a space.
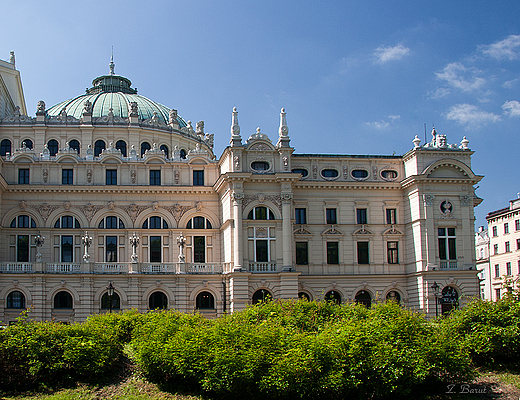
2, 0, 519, 228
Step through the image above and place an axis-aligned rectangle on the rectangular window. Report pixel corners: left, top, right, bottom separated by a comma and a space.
17, 235, 29, 262
106, 169, 117, 185
495, 288, 501, 300
295, 208, 307, 224
326, 208, 337, 224
492, 226, 498, 237
150, 170, 161, 186
495, 264, 500, 278
193, 170, 204, 186
387, 241, 399, 264
518, 260, 520, 275
18, 169, 29, 184
256, 240, 269, 262
516, 219, 520, 231
357, 242, 369, 264
194, 236, 205, 263
62, 169, 73, 185
438, 228, 456, 260
504, 223, 509, 234
506, 262, 512, 276
61, 235, 73, 262
517, 238, 520, 251
493, 244, 498, 255
356, 208, 367, 224
386, 208, 396, 224
150, 236, 161, 262
295, 242, 308, 265
327, 242, 339, 264
505, 242, 510, 252
106, 236, 117, 262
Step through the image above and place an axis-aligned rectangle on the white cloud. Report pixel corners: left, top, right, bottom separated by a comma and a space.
445, 104, 501, 129
435, 63, 486, 92
365, 115, 401, 129
502, 78, 520, 89
502, 100, 520, 117
429, 87, 451, 99
480, 35, 520, 60
374, 44, 410, 64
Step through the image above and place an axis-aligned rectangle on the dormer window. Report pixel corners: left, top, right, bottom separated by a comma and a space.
321, 169, 339, 179
291, 168, 308, 177
381, 170, 398, 180
251, 161, 270, 171
351, 169, 369, 180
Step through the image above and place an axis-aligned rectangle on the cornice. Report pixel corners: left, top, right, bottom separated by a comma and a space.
7, 185, 217, 196
400, 174, 483, 189
293, 181, 401, 190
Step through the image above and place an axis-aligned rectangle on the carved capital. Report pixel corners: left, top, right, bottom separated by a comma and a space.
424, 194, 435, 206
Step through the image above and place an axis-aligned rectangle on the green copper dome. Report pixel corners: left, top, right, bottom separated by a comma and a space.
46, 60, 186, 126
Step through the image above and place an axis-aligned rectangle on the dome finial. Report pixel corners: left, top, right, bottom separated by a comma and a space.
109, 47, 115, 75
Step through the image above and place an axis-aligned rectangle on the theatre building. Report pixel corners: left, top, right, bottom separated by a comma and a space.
0, 53, 483, 323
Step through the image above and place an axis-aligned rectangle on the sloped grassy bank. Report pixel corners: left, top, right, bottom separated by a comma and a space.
1, 297, 519, 399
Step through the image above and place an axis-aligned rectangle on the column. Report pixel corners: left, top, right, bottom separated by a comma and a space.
232, 191, 244, 270
281, 193, 293, 269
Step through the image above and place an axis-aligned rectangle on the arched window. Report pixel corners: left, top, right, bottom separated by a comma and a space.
101, 292, 121, 310
149, 291, 168, 309
440, 286, 459, 315
10, 215, 36, 228
142, 216, 168, 229
54, 216, 81, 229
355, 290, 371, 307
94, 140, 106, 157
186, 216, 212, 229
47, 139, 59, 156
7, 291, 25, 308
386, 290, 401, 303
0, 139, 11, 156
180, 149, 187, 159
298, 292, 311, 301
54, 291, 73, 309
160, 144, 169, 158
247, 206, 275, 220
116, 140, 127, 157
196, 291, 215, 310
98, 216, 125, 229
141, 142, 151, 156
325, 290, 341, 304
68, 140, 80, 154
252, 289, 272, 304
22, 139, 33, 149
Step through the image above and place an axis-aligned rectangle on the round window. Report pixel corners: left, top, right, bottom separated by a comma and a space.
251, 161, 270, 171
321, 169, 339, 179
381, 170, 398, 180
292, 168, 308, 177
351, 169, 369, 179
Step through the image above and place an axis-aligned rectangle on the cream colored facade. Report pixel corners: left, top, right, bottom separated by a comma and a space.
0, 57, 483, 324
485, 197, 520, 300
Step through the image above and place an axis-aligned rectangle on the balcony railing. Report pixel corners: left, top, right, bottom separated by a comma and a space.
94, 263, 131, 274
0, 262, 33, 273
186, 263, 223, 274
440, 261, 458, 269
46, 263, 81, 273
248, 262, 277, 273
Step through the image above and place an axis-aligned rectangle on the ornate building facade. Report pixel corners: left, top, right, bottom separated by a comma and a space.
0, 54, 483, 323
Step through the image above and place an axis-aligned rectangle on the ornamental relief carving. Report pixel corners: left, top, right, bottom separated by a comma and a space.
35, 203, 59, 223
163, 203, 192, 224
121, 203, 148, 223
459, 195, 471, 206
424, 194, 435, 206
79, 203, 104, 223
242, 194, 282, 212
249, 143, 271, 151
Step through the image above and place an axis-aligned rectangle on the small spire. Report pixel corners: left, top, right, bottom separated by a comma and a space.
230, 106, 242, 147
109, 47, 115, 75
276, 107, 291, 148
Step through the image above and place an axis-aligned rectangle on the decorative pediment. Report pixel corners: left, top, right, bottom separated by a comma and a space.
11, 154, 34, 163
321, 226, 344, 236
352, 225, 373, 236
382, 226, 404, 236
422, 159, 473, 179
293, 225, 312, 235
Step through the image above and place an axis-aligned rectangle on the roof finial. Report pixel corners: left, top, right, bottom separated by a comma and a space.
230, 107, 242, 147
109, 47, 115, 75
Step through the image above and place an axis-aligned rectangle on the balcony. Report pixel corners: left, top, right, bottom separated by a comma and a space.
141, 263, 178, 274
248, 262, 277, 273
46, 263, 81, 273
440, 261, 458, 270
0, 262, 33, 273
186, 263, 223, 274
94, 263, 131, 274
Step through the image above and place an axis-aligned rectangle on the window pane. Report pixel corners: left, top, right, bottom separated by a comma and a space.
194, 236, 205, 263
17, 235, 29, 262
141, 142, 151, 156
150, 216, 161, 229
356, 209, 367, 224
448, 238, 457, 260
116, 140, 127, 157
296, 242, 308, 265
18, 169, 29, 184
62, 169, 73, 185
106, 236, 117, 262
150, 236, 161, 262
357, 242, 369, 264
61, 236, 73, 262
193, 216, 205, 229
327, 242, 339, 264
106, 216, 117, 229
255, 207, 267, 220
256, 240, 268, 262
94, 140, 105, 157
150, 170, 161, 185
295, 208, 307, 224
106, 169, 117, 185
326, 208, 337, 224
386, 209, 396, 224
62, 216, 73, 229
387, 241, 399, 264
193, 170, 204, 186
